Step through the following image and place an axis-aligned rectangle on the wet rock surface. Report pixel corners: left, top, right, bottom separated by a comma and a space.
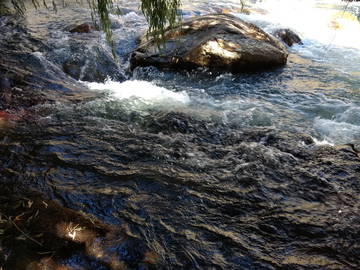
0, 16, 98, 110
61, 21, 127, 83
0, 186, 159, 270
61, 43, 126, 83
273, 28, 303, 47
0, 15, 126, 114
69, 23, 95, 33
130, 14, 288, 72
1, 108, 359, 269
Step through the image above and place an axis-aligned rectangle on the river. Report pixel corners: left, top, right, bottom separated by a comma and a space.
0, 0, 360, 269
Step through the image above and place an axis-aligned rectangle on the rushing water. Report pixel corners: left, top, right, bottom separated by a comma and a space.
22, 0, 360, 144
1, 0, 360, 269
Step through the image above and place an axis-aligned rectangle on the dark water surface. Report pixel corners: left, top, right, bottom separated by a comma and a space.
1, 0, 360, 269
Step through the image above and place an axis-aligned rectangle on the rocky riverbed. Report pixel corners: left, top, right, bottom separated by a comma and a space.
1, 1, 360, 269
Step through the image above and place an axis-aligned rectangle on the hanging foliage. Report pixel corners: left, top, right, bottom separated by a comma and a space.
141, 0, 182, 44
1, 0, 182, 41
87, 0, 115, 53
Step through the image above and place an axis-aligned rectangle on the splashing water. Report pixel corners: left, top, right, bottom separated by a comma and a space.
87, 80, 190, 106
30, 0, 354, 145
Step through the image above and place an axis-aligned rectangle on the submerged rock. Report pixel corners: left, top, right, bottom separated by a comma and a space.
130, 14, 288, 72
61, 23, 127, 83
69, 23, 94, 33
62, 45, 126, 83
1, 109, 360, 269
0, 16, 98, 110
273, 28, 303, 47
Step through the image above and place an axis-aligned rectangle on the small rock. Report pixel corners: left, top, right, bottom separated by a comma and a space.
62, 44, 126, 83
69, 23, 93, 33
273, 28, 303, 47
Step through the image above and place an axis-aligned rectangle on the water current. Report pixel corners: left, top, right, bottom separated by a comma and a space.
1, 0, 360, 269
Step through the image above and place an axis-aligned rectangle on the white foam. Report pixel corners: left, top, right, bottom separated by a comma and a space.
314, 117, 360, 144
86, 80, 190, 107
312, 137, 334, 146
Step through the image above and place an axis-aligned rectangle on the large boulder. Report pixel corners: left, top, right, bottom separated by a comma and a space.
130, 14, 288, 72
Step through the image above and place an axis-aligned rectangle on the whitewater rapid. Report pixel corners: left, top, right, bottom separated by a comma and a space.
79, 0, 360, 145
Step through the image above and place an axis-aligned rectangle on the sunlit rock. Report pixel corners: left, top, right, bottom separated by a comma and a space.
130, 14, 288, 72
